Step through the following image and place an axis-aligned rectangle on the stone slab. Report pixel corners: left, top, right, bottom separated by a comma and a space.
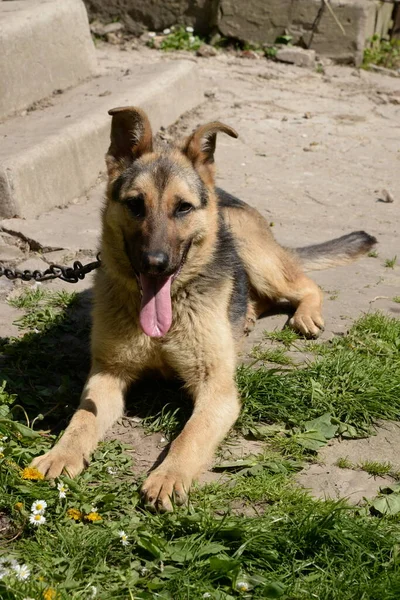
0, 60, 203, 218
0, 0, 97, 120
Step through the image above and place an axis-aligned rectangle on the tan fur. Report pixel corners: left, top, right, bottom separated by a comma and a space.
32, 107, 363, 510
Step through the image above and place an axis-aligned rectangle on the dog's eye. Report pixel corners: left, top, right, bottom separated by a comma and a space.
175, 201, 194, 217
126, 195, 145, 219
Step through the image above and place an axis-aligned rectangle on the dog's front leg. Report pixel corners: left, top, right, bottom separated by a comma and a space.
141, 371, 240, 512
31, 367, 127, 478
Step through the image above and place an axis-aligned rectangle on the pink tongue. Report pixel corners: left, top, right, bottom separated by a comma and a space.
139, 274, 173, 338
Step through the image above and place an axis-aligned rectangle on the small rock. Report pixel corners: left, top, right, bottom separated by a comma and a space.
303, 112, 312, 119
276, 47, 316, 68
204, 90, 216, 98
379, 189, 394, 203
103, 22, 124, 34
90, 19, 105, 36
239, 49, 259, 60
196, 44, 217, 58
106, 32, 121, 45
151, 36, 164, 50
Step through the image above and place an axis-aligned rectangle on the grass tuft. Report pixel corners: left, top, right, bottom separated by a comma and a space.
385, 256, 397, 269
359, 461, 393, 477
335, 457, 354, 469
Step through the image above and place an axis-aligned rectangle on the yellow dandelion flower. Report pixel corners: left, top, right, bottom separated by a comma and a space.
85, 512, 102, 522
21, 467, 44, 481
43, 588, 57, 600
14, 501, 24, 511
66, 508, 83, 521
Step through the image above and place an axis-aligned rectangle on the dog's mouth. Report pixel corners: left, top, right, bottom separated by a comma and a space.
137, 243, 191, 338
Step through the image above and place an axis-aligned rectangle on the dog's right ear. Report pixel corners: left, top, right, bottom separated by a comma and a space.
106, 106, 153, 180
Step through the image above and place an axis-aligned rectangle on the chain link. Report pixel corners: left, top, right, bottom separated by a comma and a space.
0, 254, 101, 284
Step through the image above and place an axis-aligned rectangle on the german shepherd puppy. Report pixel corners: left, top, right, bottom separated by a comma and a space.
32, 107, 376, 511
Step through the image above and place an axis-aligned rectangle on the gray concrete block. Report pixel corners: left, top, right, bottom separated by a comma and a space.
0, 61, 203, 218
276, 47, 316, 68
289, 0, 377, 66
218, 0, 378, 65
0, 0, 97, 120
219, 0, 293, 44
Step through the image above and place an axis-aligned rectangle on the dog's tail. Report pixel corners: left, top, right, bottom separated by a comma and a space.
295, 231, 377, 271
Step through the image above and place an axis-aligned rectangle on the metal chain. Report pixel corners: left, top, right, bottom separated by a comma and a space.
0, 254, 101, 284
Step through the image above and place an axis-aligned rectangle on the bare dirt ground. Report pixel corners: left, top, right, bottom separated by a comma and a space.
1, 44, 399, 504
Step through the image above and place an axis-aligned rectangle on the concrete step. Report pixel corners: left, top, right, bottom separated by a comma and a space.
0, 60, 203, 219
0, 0, 97, 120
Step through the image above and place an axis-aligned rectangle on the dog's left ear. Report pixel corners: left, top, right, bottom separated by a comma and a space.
106, 106, 153, 180
182, 122, 238, 170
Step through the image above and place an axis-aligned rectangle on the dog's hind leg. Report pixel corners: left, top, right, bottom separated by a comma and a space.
224, 204, 324, 336
249, 250, 324, 337
31, 367, 127, 478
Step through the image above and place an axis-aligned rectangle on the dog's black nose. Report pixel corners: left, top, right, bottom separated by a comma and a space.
141, 251, 169, 274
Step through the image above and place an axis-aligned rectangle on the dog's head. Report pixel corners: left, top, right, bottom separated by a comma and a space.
102, 106, 238, 338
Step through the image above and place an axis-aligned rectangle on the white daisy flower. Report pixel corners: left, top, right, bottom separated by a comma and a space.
107, 466, 118, 475
203, 594, 212, 599
0, 558, 18, 568
14, 563, 30, 581
90, 506, 98, 513
118, 530, 129, 546
29, 513, 46, 526
88, 585, 97, 598
148, 32, 156, 38
0, 566, 8, 580
186, 26, 194, 33
140, 567, 148, 576
163, 28, 171, 35
236, 580, 250, 592
31, 500, 47, 515
57, 482, 68, 499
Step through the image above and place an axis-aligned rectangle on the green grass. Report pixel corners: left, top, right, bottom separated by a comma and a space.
154, 26, 203, 52
335, 457, 354, 470
238, 312, 400, 436
263, 328, 300, 347
393, 297, 400, 304
385, 256, 397, 269
363, 35, 400, 70
368, 250, 378, 258
1, 289, 400, 598
250, 346, 293, 366
360, 461, 393, 478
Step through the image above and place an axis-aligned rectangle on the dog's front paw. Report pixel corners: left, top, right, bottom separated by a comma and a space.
31, 446, 87, 479
290, 309, 324, 338
141, 468, 190, 512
